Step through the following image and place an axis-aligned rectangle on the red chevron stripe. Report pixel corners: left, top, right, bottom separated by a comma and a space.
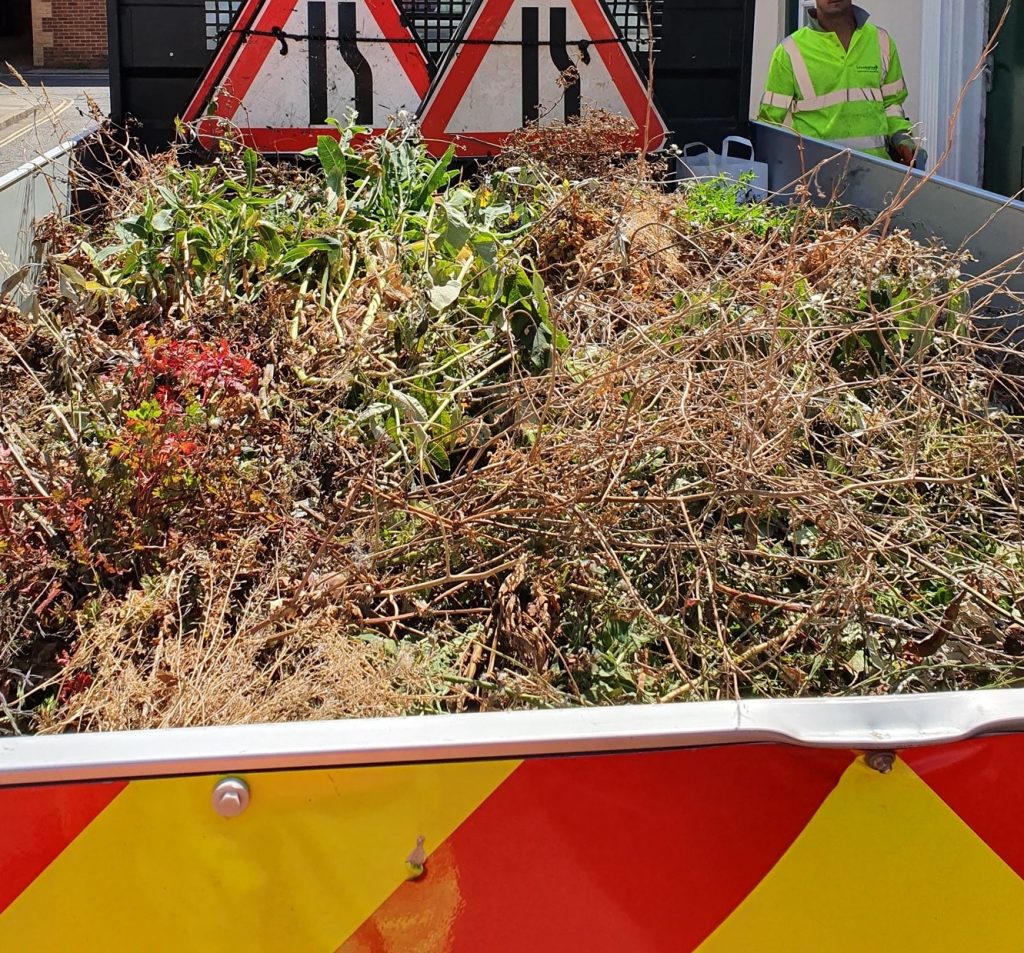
0, 780, 127, 914
342, 744, 853, 952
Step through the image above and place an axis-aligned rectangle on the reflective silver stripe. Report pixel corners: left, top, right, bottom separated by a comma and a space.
782, 36, 815, 101
882, 80, 908, 99
793, 86, 884, 113
886, 104, 908, 118
877, 27, 892, 77
835, 135, 887, 151
762, 90, 795, 111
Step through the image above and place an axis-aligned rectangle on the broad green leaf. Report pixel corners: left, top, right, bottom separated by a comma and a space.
317, 135, 347, 194
244, 148, 259, 190
413, 145, 457, 208
530, 321, 551, 369
426, 441, 450, 470
279, 236, 345, 266
441, 205, 472, 252
531, 270, 550, 323
155, 185, 180, 208
151, 209, 174, 232
116, 218, 150, 241
429, 279, 462, 312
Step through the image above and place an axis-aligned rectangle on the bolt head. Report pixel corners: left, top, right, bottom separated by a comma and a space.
212, 777, 250, 818
865, 751, 896, 775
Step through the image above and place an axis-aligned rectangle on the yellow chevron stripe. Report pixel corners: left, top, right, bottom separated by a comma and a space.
0, 759, 518, 952
698, 756, 1024, 952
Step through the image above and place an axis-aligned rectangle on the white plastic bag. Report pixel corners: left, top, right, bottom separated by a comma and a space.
678, 136, 769, 202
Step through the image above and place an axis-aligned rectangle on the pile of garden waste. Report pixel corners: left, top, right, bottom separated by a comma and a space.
2, 116, 1023, 734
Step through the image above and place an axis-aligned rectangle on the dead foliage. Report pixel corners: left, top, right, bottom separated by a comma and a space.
3, 115, 1024, 734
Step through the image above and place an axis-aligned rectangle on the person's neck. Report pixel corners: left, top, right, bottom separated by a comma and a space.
816, 9, 856, 36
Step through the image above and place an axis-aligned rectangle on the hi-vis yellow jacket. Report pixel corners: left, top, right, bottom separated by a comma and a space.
757, 6, 915, 160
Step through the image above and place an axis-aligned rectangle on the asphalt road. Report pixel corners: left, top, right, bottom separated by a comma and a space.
0, 71, 109, 175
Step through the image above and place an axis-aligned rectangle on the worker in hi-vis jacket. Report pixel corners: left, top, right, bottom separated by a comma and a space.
758, 0, 923, 168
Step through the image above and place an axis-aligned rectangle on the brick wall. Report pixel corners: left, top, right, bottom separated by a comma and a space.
32, 0, 108, 69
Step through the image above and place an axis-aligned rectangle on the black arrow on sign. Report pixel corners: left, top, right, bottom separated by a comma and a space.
522, 7, 540, 126
547, 7, 581, 121
520, 7, 582, 128
308, 1, 329, 123
337, 2, 374, 125
307, 1, 374, 126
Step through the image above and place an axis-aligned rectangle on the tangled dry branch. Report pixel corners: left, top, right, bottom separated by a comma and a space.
2, 113, 1024, 733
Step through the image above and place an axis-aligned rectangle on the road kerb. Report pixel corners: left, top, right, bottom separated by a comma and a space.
0, 103, 39, 135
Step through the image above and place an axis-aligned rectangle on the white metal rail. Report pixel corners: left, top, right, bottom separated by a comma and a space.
2, 689, 1024, 787
0, 126, 99, 301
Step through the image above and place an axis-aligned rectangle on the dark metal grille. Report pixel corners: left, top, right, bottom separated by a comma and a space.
205, 0, 243, 50
396, 0, 662, 69
606, 0, 662, 59
398, 0, 474, 68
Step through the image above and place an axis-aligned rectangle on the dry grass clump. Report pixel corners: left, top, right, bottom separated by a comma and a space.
41, 535, 430, 732
3, 117, 1024, 733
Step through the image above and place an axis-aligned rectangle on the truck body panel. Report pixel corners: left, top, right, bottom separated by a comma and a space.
3, 692, 1024, 949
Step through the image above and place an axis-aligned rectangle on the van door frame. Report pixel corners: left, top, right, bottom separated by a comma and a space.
918, 0, 988, 187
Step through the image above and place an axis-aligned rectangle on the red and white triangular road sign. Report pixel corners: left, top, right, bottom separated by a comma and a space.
183, 0, 431, 152
417, 0, 667, 157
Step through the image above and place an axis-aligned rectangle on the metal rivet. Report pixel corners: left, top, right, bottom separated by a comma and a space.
865, 751, 896, 775
212, 777, 250, 817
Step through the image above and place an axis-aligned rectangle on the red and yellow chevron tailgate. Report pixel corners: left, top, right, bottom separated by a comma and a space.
3, 737, 1024, 951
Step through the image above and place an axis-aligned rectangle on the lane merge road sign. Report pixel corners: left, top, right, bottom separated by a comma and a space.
183, 0, 431, 151
416, 0, 668, 156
